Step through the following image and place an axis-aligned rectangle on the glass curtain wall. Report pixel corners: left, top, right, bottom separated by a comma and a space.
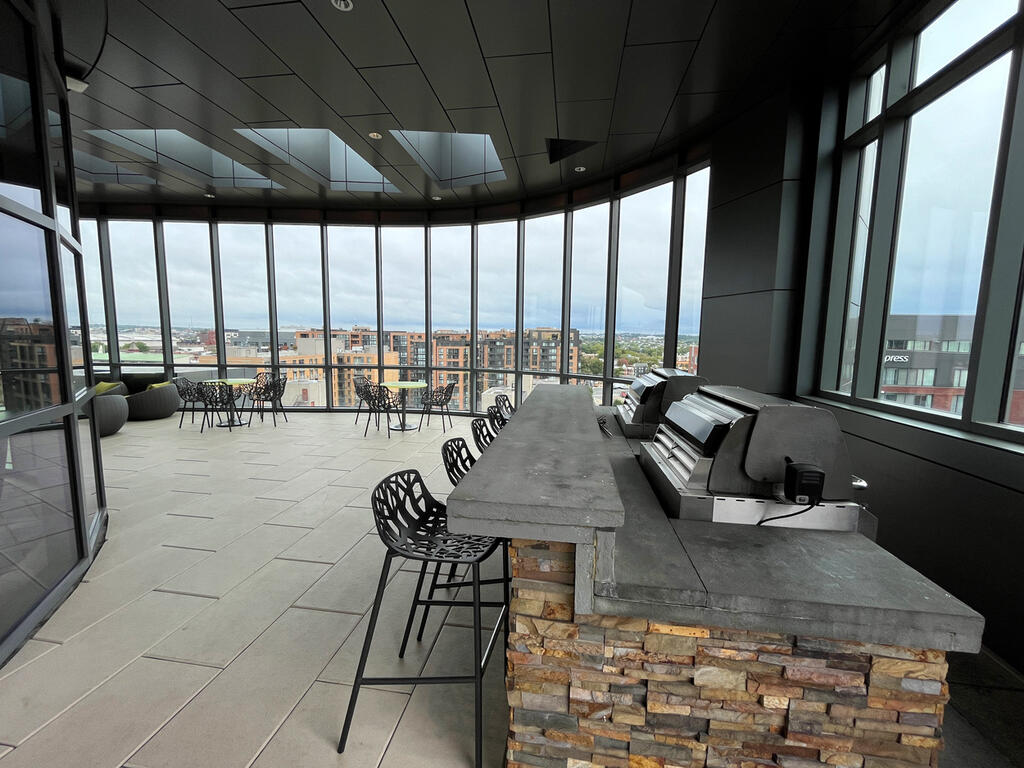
73, 168, 711, 416
1, 0, 104, 663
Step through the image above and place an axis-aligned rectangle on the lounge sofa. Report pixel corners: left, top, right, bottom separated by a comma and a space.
93, 382, 129, 436
97, 373, 182, 422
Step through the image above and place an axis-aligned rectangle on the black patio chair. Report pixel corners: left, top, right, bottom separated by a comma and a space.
418, 381, 456, 432
336, 470, 509, 768
471, 417, 495, 453
495, 393, 516, 419
196, 381, 236, 434
172, 376, 201, 428
486, 404, 507, 434
363, 383, 399, 438
353, 375, 373, 424
248, 372, 289, 427
441, 436, 476, 487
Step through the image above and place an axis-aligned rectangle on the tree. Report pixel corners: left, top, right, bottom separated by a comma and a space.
135, 341, 150, 353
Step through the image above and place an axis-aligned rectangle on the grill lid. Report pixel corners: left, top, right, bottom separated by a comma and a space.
664, 393, 746, 456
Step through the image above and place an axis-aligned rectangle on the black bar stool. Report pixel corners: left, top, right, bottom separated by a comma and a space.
495, 393, 516, 419
486, 404, 507, 434
471, 418, 495, 453
337, 469, 509, 768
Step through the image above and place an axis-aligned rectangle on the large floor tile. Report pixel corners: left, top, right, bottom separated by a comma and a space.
267, 485, 363, 528
251, 682, 407, 768
159, 524, 308, 598
319, 571, 452, 693
0, 591, 212, 745
129, 608, 359, 768
276, 506, 374, 564
0, 639, 59, 681
256, 468, 347, 502
294, 535, 398, 614
377, 625, 507, 768
330, 459, 401, 489
34, 545, 210, 642
941, 705, 1018, 768
147, 558, 329, 667
0, 658, 217, 768
85, 515, 208, 578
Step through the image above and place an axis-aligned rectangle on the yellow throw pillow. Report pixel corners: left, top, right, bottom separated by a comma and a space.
147, 381, 171, 390
95, 381, 121, 394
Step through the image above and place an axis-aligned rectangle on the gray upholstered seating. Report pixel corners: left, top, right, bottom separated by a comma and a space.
93, 391, 128, 436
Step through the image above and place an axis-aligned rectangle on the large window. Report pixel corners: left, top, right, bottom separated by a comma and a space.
273, 224, 325, 407
218, 223, 269, 370
108, 220, 160, 366
78, 220, 106, 368
522, 213, 564, 385
164, 222, 215, 372
678, 167, 710, 373
327, 225, 380, 371
881, 55, 1010, 415
431, 225, 471, 410
570, 203, 609, 386
821, 0, 1024, 441
476, 221, 517, 377
615, 181, 673, 378
380, 227, 425, 370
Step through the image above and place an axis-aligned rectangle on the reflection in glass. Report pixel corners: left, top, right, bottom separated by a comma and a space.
0, 422, 79, 640
865, 66, 886, 122
678, 168, 709, 373
76, 403, 101, 533
59, 245, 86, 385
837, 142, 878, 393
477, 221, 517, 370
881, 55, 1010, 415
273, 224, 324, 363
570, 203, 609, 381
165, 222, 215, 369
381, 227, 425, 367
79, 220, 107, 368
1007, 316, 1024, 426
218, 223, 270, 367
0, 5, 43, 212
431, 226, 471, 410
390, 130, 505, 188
914, 0, 1017, 86
108, 220, 160, 364
523, 213, 564, 373
476, 370, 515, 413
615, 182, 672, 377
328, 226, 379, 365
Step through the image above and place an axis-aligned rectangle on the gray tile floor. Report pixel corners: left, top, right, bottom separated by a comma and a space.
0, 411, 1019, 767
0, 412, 507, 768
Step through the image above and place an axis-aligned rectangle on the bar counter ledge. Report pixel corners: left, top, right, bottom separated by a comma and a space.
447, 384, 984, 768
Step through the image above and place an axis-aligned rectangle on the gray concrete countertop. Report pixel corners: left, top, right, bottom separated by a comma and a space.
447, 385, 625, 543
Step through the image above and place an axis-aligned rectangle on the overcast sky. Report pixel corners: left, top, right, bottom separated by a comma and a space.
1, 212, 53, 324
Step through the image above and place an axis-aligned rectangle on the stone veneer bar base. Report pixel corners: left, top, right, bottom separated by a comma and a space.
507, 540, 949, 768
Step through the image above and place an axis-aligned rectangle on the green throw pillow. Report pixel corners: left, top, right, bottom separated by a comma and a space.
146, 381, 171, 390
95, 381, 121, 394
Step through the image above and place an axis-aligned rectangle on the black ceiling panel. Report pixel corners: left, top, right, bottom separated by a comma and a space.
556, 100, 613, 143
137, 0, 290, 79
61, 0, 911, 208
300, 0, 414, 69
625, 0, 715, 45
549, 0, 629, 102
360, 65, 454, 132
233, 3, 387, 117
466, 0, 551, 58
95, 38, 178, 88
384, 0, 496, 110
486, 54, 557, 157
610, 42, 697, 135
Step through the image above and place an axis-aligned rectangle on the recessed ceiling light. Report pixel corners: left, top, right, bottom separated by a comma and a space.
368, 131, 383, 140
574, 166, 586, 173
203, 193, 215, 199
331, 0, 354, 11
431, 195, 442, 201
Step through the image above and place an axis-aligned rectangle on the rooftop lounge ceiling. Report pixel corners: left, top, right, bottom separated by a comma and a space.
57, 0, 910, 209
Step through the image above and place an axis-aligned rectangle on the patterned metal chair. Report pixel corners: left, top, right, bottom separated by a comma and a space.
471, 418, 495, 453
441, 436, 476, 487
248, 373, 289, 427
417, 381, 456, 432
495, 393, 516, 419
486, 404, 507, 434
353, 375, 373, 424
172, 376, 201, 429
196, 381, 236, 434
363, 383, 400, 438
337, 470, 509, 768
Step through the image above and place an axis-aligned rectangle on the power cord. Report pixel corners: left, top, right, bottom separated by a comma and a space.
756, 503, 816, 527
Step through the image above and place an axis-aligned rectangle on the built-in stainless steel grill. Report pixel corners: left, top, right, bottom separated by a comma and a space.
615, 368, 707, 438
639, 385, 875, 536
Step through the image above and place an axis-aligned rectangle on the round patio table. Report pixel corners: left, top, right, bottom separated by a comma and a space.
209, 378, 255, 427
382, 380, 427, 432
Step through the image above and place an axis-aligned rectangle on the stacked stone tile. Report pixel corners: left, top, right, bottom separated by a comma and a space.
506, 540, 948, 768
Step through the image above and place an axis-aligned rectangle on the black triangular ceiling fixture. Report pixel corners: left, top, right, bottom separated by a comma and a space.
546, 138, 598, 164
